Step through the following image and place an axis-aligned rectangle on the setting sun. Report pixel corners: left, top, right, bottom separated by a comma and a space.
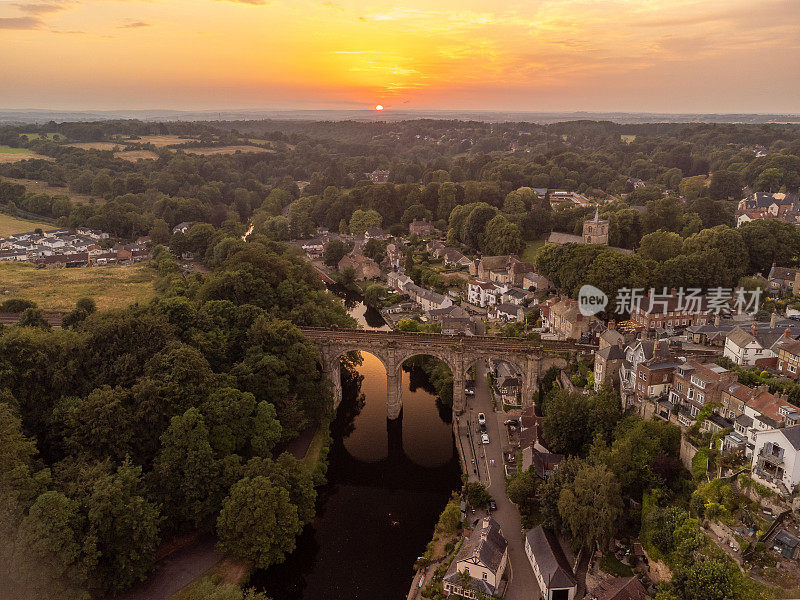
375, 105, 384, 111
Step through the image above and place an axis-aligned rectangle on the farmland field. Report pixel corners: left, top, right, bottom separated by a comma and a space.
128, 135, 200, 147
180, 145, 273, 155
115, 150, 159, 161
66, 142, 124, 151
0, 262, 156, 312
0, 146, 49, 163
0, 212, 55, 237
3, 178, 99, 204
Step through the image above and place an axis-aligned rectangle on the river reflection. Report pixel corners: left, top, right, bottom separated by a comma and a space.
253, 303, 461, 600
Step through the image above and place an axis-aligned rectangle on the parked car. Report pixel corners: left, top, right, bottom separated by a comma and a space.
489, 499, 497, 511
481, 433, 490, 444
479, 423, 487, 434
478, 412, 486, 424
465, 387, 475, 396
504, 419, 519, 427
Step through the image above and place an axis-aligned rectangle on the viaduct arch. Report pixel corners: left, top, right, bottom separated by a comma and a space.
300, 328, 584, 419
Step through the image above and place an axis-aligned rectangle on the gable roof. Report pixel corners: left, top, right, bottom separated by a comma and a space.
525, 526, 576, 589
456, 517, 508, 573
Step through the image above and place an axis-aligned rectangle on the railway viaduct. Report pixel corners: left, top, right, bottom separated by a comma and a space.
300, 327, 588, 419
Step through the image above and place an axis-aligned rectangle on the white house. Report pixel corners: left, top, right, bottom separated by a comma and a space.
751, 425, 800, 495
525, 526, 577, 600
468, 280, 504, 308
442, 517, 508, 599
723, 324, 788, 366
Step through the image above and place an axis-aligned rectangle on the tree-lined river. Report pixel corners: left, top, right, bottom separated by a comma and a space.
254, 298, 461, 600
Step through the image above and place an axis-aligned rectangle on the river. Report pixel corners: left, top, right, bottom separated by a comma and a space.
253, 298, 462, 600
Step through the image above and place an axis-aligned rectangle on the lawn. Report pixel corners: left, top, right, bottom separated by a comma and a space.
0, 262, 156, 312
600, 553, 634, 577
0, 145, 30, 154
521, 237, 547, 264
0, 212, 54, 237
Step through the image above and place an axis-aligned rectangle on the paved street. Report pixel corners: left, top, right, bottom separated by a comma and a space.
458, 359, 540, 600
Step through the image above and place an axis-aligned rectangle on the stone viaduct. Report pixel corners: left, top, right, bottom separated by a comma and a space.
300, 327, 587, 419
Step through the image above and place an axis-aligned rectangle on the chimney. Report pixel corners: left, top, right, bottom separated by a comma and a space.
714, 314, 721, 327
751, 321, 758, 336
786, 326, 793, 338
608, 319, 616, 330
771, 311, 777, 329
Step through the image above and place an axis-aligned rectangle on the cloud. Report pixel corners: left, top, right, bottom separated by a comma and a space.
13, 2, 70, 15
0, 16, 42, 29
120, 21, 151, 28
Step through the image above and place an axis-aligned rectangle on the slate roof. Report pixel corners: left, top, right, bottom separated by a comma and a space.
451, 517, 507, 573
588, 576, 648, 600
525, 526, 576, 589
598, 344, 626, 361
776, 424, 800, 450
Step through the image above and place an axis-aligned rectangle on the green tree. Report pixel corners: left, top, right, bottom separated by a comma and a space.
216, 475, 301, 569
87, 461, 161, 594
638, 230, 684, 262
154, 408, 228, 529
483, 214, 524, 255
558, 462, 623, 550
13, 490, 97, 598
349, 209, 382, 235
323, 239, 350, 267
542, 391, 591, 455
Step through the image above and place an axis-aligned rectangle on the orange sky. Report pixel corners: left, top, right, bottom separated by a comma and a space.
1, 0, 799, 112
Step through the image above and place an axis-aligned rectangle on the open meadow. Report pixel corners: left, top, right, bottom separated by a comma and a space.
0, 145, 50, 163
0, 212, 55, 237
3, 178, 100, 204
115, 149, 160, 161
0, 262, 156, 312
66, 142, 125, 151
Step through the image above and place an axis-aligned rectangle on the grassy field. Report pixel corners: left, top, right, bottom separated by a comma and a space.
127, 135, 200, 147
115, 150, 159, 161
3, 178, 99, 204
0, 146, 50, 163
66, 142, 124, 151
0, 212, 54, 237
521, 237, 547, 264
0, 262, 156, 312
621, 134, 636, 144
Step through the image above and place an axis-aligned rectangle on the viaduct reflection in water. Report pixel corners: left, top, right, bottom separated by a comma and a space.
254, 351, 461, 600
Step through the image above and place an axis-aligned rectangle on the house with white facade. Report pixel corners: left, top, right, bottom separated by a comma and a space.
723, 322, 793, 366
468, 280, 504, 308
751, 425, 800, 495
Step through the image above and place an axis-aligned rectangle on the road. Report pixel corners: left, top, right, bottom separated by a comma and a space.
462, 360, 541, 600
108, 537, 221, 600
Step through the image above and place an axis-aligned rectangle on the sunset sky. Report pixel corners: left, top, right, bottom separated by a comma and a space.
1, 0, 799, 113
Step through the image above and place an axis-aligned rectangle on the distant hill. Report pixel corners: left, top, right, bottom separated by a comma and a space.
1, 109, 799, 125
